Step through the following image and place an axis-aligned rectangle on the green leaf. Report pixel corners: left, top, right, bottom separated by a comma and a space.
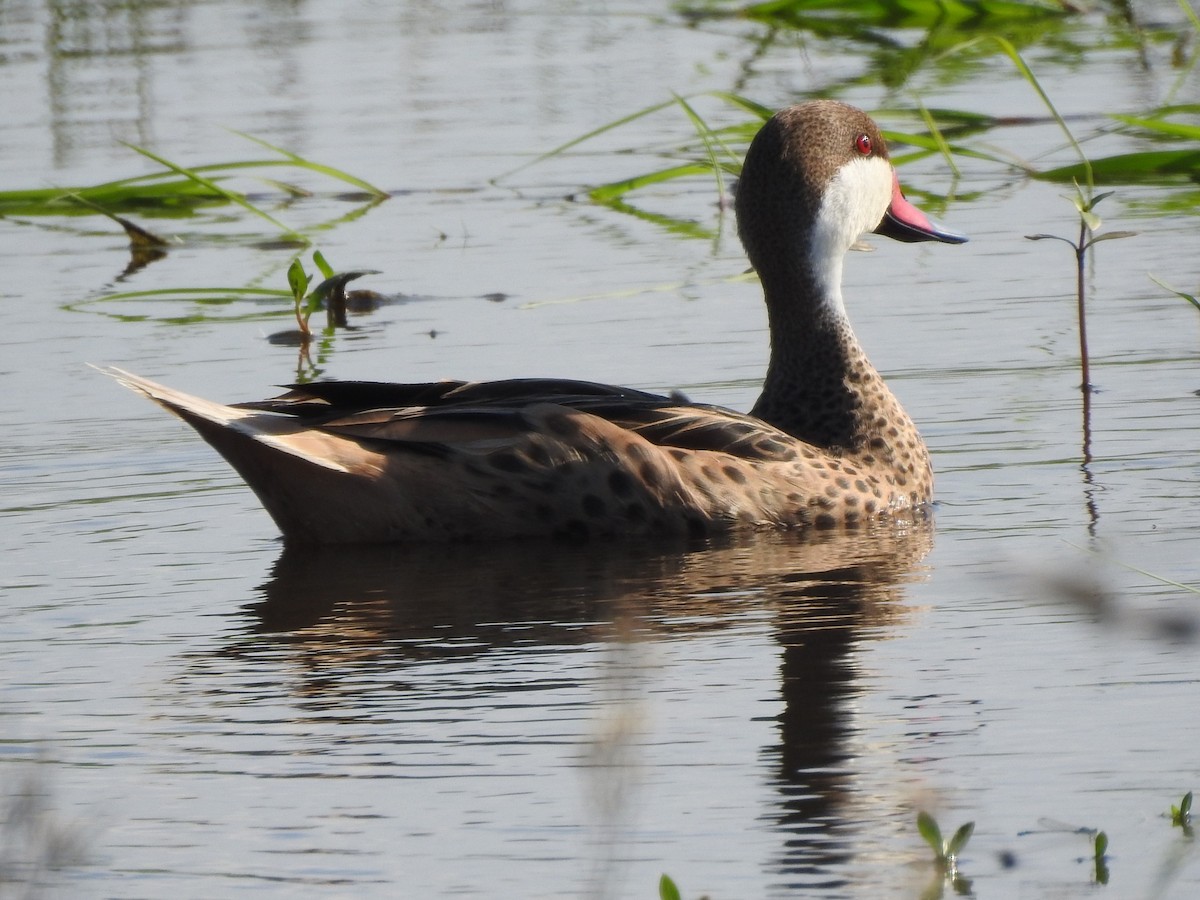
991, 35, 1093, 191
658, 873, 682, 900
287, 258, 309, 301
1150, 274, 1200, 312
1183, 791, 1194, 817
1094, 831, 1108, 859
672, 92, 737, 204
122, 142, 310, 241
917, 811, 943, 855
947, 821, 975, 858
1085, 230, 1138, 247
1025, 233, 1076, 246
312, 250, 335, 281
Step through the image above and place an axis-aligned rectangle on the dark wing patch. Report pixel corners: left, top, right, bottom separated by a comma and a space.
230, 377, 805, 463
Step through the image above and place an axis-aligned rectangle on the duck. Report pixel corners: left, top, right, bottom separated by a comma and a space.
105, 100, 966, 544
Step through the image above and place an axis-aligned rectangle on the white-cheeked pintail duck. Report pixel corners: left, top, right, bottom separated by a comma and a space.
106, 100, 966, 543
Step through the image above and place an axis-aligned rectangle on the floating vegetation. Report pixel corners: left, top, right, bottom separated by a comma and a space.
0, 130, 388, 241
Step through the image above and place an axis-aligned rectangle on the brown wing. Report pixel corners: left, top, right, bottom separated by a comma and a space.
233, 377, 802, 463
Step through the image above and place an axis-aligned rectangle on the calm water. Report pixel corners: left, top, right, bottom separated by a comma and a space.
2, 1, 1200, 897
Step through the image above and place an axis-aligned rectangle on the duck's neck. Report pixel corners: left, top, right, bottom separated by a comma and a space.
749, 260, 925, 474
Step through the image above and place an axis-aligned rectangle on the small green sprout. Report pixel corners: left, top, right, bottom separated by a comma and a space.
917, 811, 974, 874
659, 873, 682, 900
286, 257, 313, 339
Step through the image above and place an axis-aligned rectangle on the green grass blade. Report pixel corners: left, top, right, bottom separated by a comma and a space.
880, 130, 1013, 168
1110, 113, 1200, 141
914, 98, 961, 177
122, 141, 305, 239
990, 35, 1093, 191
497, 96, 680, 180
587, 162, 718, 203
705, 91, 774, 121
672, 93, 735, 201
1180, 0, 1200, 31
227, 129, 389, 197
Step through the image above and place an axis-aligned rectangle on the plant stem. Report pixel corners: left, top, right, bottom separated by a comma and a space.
1076, 217, 1091, 392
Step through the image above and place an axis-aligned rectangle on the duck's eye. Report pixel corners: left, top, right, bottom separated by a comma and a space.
854, 134, 873, 155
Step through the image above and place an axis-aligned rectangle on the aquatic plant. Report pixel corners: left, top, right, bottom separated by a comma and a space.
1169, 791, 1193, 830
1025, 187, 1137, 391
657, 873, 710, 900
917, 811, 974, 876
277, 250, 381, 345
0, 131, 387, 236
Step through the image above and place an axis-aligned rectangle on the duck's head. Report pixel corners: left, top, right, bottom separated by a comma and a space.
735, 100, 965, 297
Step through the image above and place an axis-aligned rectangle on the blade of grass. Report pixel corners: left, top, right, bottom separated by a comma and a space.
1149, 274, 1200, 313
121, 142, 306, 241
1110, 114, 1200, 141
989, 35, 1093, 192
587, 162, 720, 203
914, 97, 961, 177
672, 93, 738, 203
227, 130, 389, 197
1181, 0, 1200, 31
496, 96, 680, 181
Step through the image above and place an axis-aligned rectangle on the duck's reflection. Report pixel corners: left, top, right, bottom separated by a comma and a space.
244, 524, 933, 887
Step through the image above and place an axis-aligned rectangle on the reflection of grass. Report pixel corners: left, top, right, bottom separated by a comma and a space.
64, 287, 294, 325
725, 0, 1068, 28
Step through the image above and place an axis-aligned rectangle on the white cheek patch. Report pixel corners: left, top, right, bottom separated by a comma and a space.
806, 156, 893, 317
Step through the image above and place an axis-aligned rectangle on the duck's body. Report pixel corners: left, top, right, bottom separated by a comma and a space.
107, 100, 965, 544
